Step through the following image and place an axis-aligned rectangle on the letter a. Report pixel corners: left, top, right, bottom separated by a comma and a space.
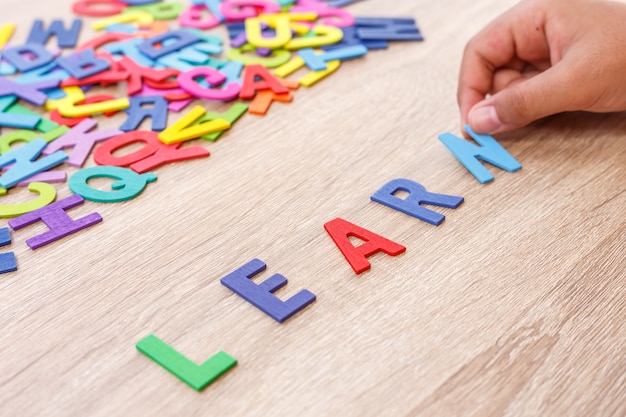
324, 218, 405, 275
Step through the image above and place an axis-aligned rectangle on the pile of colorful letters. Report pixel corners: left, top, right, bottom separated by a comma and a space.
0, 0, 423, 273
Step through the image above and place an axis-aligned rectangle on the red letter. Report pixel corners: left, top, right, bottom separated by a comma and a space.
239, 64, 288, 99
324, 218, 405, 274
93, 130, 209, 173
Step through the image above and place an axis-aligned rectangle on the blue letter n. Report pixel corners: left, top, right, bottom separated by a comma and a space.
438, 124, 522, 184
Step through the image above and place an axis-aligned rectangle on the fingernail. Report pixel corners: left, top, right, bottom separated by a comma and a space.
469, 105, 502, 134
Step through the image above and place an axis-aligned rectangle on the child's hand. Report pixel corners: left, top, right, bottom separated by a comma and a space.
458, 0, 626, 135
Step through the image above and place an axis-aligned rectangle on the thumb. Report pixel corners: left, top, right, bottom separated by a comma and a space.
468, 61, 584, 134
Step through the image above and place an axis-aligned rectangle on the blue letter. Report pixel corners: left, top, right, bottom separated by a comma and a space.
438, 125, 522, 184
57, 48, 110, 80
221, 259, 316, 323
0, 138, 67, 188
27, 19, 83, 49
371, 179, 464, 226
298, 45, 367, 71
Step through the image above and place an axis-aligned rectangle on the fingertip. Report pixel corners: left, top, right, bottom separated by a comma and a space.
458, 89, 486, 131
468, 103, 503, 135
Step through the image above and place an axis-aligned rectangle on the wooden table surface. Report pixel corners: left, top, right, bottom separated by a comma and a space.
1, 1, 624, 416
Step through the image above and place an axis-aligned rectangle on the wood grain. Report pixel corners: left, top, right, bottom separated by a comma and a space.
0, 1, 624, 416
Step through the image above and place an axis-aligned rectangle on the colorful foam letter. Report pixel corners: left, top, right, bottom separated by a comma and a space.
0, 128, 65, 154
136, 334, 236, 391
93, 130, 209, 173
0, 97, 40, 129
43, 119, 122, 167
245, 16, 291, 49
0, 251, 17, 273
178, 66, 241, 101
248, 78, 298, 115
291, 1, 354, 27
219, 0, 280, 21
91, 10, 154, 31
355, 17, 424, 41
179, 4, 222, 29
8, 194, 102, 250
193, 102, 248, 141
0, 24, 16, 50
127, 1, 184, 20
297, 45, 367, 71
324, 218, 406, 274
69, 166, 157, 203
371, 179, 464, 226
2, 43, 55, 72
5, 102, 66, 134
72, 0, 129, 17
274, 55, 340, 86
227, 44, 291, 68
0, 182, 57, 218
192, 0, 224, 21
0, 77, 60, 106
220, 258, 316, 323
120, 95, 169, 131
158, 106, 230, 144
27, 19, 83, 48
0, 226, 17, 272
117, 56, 178, 96
438, 125, 522, 184
0, 138, 68, 189
138, 29, 202, 59
239, 64, 288, 99
94, 131, 161, 167
56, 48, 111, 79
57, 96, 130, 118
285, 25, 344, 50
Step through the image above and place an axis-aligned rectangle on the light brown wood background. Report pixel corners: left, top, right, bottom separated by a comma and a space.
0, 1, 624, 416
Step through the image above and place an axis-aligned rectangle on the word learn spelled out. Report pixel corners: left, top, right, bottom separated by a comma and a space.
0, 0, 523, 392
